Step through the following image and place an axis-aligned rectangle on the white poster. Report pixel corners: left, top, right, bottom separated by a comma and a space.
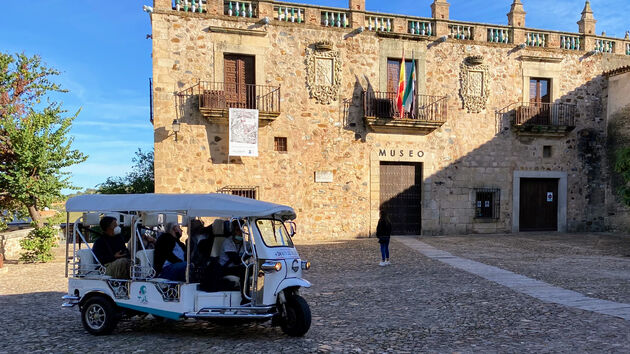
229, 108, 259, 157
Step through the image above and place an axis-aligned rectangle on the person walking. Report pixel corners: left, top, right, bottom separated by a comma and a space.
376, 210, 392, 266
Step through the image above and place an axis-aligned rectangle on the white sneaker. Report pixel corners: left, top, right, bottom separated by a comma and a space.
385, 261, 391, 266
379, 261, 386, 266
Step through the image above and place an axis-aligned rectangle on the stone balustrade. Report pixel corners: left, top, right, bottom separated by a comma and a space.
366, 16, 393, 32
560, 35, 581, 50
173, 0, 206, 13
224, 0, 256, 18
449, 24, 473, 40
526, 32, 547, 47
487, 28, 510, 44
595, 39, 615, 53
321, 10, 350, 28
274, 5, 305, 23
408, 20, 434, 36
159, 1, 630, 57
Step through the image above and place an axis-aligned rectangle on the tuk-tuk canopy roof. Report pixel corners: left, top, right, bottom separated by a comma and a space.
65, 193, 296, 219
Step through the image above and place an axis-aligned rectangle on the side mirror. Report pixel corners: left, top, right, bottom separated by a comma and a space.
289, 222, 297, 237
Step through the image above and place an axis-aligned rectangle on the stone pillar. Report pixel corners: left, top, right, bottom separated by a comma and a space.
349, 0, 365, 28
154, 0, 172, 10
431, 0, 450, 37
577, 1, 597, 51
258, 0, 274, 18
507, 0, 526, 45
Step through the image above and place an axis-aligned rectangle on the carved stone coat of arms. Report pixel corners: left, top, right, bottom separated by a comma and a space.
459, 56, 490, 113
306, 41, 342, 105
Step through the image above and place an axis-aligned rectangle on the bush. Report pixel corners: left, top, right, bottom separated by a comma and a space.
19, 225, 58, 263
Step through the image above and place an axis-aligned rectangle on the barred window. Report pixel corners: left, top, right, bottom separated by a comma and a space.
274, 137, 288, 152
217, 186, 258, 200
475, 188, 500, 219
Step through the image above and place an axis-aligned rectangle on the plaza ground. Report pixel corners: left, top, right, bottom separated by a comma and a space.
2, 233, 630, 352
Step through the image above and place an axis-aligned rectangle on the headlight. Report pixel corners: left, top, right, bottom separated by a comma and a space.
291, 259, 300, 272
301, 260, 311, 270
261, 261, 282, 272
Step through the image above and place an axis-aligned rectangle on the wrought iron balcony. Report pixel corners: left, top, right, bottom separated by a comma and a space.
363, 91, 447, 134
511, 102, 576, 136
179, 81, 281, 120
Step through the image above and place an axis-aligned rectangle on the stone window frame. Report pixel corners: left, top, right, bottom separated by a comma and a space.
521, 61, 561, 104
377, 40, 426, 94
213, 43, 267, 88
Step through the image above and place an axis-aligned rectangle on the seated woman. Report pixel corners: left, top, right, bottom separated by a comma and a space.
92, 216, 131, 279
154, 222, 187, 282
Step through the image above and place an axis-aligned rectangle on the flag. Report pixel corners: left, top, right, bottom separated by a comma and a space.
395, 50, 406, 119
402, 56, 416, 117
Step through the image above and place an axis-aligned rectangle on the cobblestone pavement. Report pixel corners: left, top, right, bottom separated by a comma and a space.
419, 233, 630, 304
2, 237, 630, 352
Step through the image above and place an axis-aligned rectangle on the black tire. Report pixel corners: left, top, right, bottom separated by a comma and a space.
80, 296, 119, 335
280, 294, 311, 337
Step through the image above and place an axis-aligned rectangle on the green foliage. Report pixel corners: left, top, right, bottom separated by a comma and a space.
19, 225, 58, 263
97, 149, 154, 194
614, 147, 630, 206
0, 52, 87, 233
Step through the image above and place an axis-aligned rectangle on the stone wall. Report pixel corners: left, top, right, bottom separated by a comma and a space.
150, 5, 630, 239
0, 229, 31, 261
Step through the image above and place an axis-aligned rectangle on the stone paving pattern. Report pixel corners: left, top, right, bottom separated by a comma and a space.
2, 236, 630, 352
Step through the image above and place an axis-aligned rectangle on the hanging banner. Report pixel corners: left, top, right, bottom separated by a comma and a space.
228, 108, 259, 157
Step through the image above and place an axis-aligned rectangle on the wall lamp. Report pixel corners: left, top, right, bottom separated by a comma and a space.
143, 5, 153, 13
438, 35, 448, 43
172, 119, 181, 142
259, 16, 271, 25
518, 43, 527, 49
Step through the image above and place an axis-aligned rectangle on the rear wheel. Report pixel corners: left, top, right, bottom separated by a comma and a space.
80, 296, 119, 335
280, 294, 311, 337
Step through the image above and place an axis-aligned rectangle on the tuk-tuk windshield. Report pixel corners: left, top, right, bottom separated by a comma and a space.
255, 219, 294, 248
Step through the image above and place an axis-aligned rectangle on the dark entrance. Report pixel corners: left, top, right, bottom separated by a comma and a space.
224, 54, 255, 109
519, 178, 558, 231
379, 162, 422, 235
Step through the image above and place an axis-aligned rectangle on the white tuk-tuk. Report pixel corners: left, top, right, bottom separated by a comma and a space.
62, 193, 312, 336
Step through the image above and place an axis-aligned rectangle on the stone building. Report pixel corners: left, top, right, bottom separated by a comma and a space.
148, 0, 630, 238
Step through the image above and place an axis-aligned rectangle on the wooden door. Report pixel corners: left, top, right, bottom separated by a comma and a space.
224, 55, 255, 109
529, 78, 551, 124
379, 162, 422, 235
519, 178, 558, 231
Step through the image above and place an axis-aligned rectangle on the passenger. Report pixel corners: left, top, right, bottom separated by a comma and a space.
190, 219, 214, 266
92, 216, 131, 279
154, 222, 187, 282
219, 220, 247, 290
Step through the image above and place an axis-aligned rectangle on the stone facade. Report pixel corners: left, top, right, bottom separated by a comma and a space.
150, 0, 630, 239
0, 229, 31, 261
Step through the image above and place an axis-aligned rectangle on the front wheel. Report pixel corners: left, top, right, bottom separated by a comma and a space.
280, 294, 311, 337
80, 296, 119, 335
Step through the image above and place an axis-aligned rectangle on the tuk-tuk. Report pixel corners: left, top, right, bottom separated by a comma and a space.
61, 193, 311, 337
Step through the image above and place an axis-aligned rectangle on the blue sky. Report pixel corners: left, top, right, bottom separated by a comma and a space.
0, 0, 628, 192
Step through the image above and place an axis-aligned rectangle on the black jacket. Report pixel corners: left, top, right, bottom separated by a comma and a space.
92, 234, 128, 265
154, 232, 187, 274
376, 217, 392, 243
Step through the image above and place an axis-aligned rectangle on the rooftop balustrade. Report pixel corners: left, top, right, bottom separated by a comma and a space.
172, 0, 207, 13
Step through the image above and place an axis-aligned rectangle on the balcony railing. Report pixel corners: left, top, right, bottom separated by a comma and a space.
560, 35, 581, 50
321, 11, 350, 28
364, 92, 447, 121
515, 102, 576, 127
449, 25, 474, 40
366, 16, 393, 32
487, 28, 510, 44
224, 1, 257, 18
526, 32, 547, 47
595, 39, 615, 53
173, 0, 206, 13
182, 81, 280, 119
274, 5, 305, 23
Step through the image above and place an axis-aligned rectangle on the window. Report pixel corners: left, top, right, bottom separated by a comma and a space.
217, 186, 258, 200
475, 188, 500, 219
255, 219, 294, 248
274, 137, 288, 152
543, 145, 552, 158
387, 59, 415, 93
529, 78, 551, 104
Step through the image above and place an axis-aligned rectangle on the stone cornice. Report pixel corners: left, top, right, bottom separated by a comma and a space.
207, 26, 267, 37
519, 55, 563, 63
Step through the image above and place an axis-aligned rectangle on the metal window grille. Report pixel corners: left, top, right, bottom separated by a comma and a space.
217, 186, 259, 200
274, 137, 288, 152
474, 188, 500, 219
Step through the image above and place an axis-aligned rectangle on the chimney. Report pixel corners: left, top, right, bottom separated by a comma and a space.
577, 1, 596, 35
431, 0, 450, 20
507, 0, 526, 27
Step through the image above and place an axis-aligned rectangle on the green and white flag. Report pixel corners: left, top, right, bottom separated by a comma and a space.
402, 57, 416, 115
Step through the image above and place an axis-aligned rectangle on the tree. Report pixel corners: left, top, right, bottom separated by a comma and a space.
614, 147, 630, 206
97, 149, 154, 194
0, 52, 87, 229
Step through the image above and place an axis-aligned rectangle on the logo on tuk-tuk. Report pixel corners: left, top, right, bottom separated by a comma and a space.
138, 285, 148, 304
